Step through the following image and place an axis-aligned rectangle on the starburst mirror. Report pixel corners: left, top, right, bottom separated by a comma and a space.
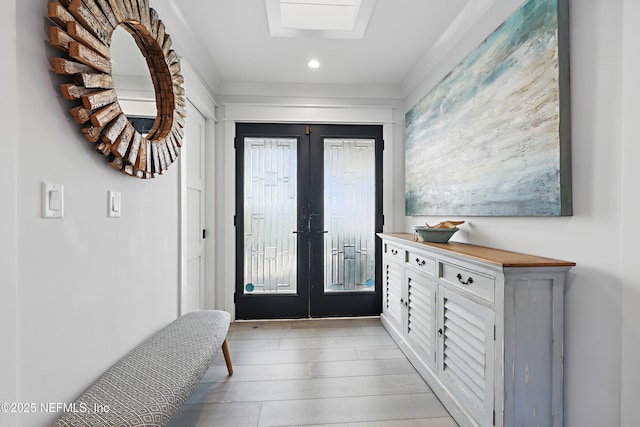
47, 0, 185, 179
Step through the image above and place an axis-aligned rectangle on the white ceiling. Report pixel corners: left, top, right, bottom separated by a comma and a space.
119, 1, 509, 97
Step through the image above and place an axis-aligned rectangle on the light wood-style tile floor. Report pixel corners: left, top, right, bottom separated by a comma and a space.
168, 317, 457, 427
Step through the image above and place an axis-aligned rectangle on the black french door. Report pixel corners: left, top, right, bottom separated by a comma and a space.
235, 123, 383, 319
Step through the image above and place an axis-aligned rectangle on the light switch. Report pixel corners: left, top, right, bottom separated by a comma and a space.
49, 190, 61, 211
42, 182, 64, 218
108, 191, 121, 218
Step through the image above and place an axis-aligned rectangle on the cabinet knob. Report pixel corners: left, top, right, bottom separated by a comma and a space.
438, 328, 443, 337
456, 273, 474, 285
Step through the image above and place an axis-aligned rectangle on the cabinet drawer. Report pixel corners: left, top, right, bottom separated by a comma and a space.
406, 250, 436, 276
440, 262, 495, 303
384, 242, 405, 264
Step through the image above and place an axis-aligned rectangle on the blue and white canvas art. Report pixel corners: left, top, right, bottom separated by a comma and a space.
405, 0, 571, 216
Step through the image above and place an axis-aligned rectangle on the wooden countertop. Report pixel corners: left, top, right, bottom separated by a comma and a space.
379, 233, 576, 269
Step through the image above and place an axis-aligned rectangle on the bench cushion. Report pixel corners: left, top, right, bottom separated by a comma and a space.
54, 310, 230, 427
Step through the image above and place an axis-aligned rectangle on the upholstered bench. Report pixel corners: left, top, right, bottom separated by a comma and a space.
53, 310, 232, 427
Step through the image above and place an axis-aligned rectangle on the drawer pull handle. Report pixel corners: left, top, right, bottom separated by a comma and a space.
456, 273, 474, 285
415, 258, 426, 266
391, 249, 398, 255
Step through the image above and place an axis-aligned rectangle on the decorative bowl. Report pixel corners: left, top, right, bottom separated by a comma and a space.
413, 226, 459, 243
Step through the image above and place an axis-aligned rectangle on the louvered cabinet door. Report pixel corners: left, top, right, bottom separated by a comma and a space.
383, 258, 404, 333
438, 285, 495, 427
406, 270, 437, 370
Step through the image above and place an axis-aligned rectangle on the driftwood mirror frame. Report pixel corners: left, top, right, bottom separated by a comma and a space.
48, 0, 185, 179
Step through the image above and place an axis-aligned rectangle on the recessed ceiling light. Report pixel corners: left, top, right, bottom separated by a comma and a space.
308, 59, 320, 69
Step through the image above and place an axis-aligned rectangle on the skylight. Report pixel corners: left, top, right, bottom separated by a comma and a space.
280, 0, 360, 31
265, 0, 376, 39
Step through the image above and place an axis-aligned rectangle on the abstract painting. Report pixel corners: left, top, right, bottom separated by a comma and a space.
405, 0, 571, 216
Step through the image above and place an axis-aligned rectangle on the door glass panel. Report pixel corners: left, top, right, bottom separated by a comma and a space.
323, 138, 376, 292
244, 137, 298, 294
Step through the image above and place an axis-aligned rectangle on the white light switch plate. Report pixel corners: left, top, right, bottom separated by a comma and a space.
42, 182, 64, 218
108, 191, 121, 218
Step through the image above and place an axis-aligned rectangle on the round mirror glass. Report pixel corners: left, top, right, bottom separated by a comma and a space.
110, 26, 158, 135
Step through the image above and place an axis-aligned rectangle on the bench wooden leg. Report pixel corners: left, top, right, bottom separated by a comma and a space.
222, 339, 233, 376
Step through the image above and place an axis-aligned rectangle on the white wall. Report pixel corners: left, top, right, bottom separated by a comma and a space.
149, 1, 222, 94
0, 1, 18, 426
401, 0, 629, 425
620, 0, 640, 424
8, 1, 183, 425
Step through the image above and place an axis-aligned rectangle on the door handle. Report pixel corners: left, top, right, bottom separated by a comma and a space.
308, 212, 319, 232
316, 230, 328, 234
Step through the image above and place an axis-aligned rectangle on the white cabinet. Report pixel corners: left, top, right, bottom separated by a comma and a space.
406, 268, 437, 371
383, 241, 438, 372
382, 254, 403, 331
379, 233, 574, 427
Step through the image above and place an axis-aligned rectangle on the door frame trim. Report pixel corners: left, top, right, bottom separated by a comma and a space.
217, 103, 396, 321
